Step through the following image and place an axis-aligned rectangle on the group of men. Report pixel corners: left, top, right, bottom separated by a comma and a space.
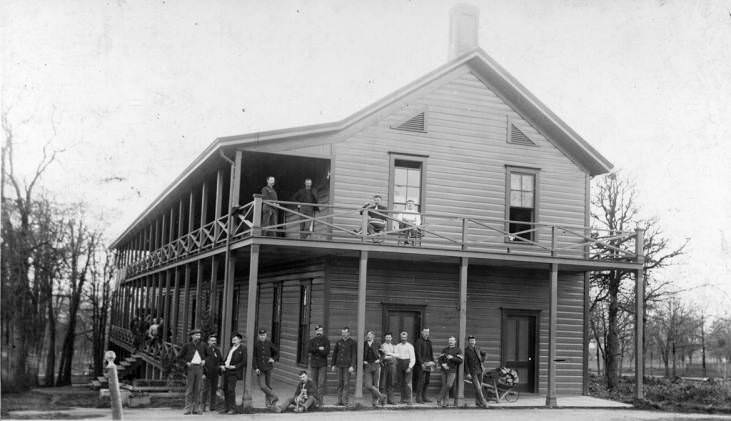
260, 176, 320, 238
176, 323, 491, 414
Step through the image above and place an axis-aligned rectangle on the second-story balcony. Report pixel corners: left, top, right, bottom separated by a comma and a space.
118, 196, 642, 278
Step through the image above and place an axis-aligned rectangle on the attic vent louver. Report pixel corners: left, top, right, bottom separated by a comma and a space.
393, 112, 426, 133
509, 124, 536, 146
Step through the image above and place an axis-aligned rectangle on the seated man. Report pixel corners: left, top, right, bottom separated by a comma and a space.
398, 200, 422, 245
359, 194, 388, 235
274, 371, 319, 413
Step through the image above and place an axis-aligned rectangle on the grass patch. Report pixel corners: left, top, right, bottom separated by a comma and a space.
588, 374, 731, 413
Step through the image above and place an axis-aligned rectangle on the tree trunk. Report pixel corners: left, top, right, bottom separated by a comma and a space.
57, 294, 81, 386
44, 299, 56, 386
605, 273, 621, 389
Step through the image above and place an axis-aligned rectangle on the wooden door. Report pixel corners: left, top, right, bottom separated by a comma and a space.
385, 310, 421, 341
501, 311, 537, 393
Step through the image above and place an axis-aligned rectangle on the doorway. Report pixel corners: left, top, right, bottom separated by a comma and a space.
501, 309, 539, 393
382, 304, 424, 341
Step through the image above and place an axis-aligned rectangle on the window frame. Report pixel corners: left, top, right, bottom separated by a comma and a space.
296, 280, 313, 366
504, 165, 540, 243
388, 152, 428, 219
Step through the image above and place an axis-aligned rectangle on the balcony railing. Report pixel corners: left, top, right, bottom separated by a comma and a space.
119, 197, 641, 277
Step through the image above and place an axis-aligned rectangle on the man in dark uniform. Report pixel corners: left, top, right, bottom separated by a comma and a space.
436, 336, 463, 407
413, 327, 435, 403
254, 328, 279, 407
292, 178, 319, 239
464, 335, 489, 408
330, 326, 356, 406
176, 328, 209, 415
360, 194, 388, 235
220, 333, 246, 414
273, 371, 320, 413
260, 176, 278, 236
201, 334, 223, 412
307, 324, 330, 398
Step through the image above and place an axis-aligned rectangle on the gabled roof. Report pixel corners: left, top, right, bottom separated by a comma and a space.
110, 48, 612, 248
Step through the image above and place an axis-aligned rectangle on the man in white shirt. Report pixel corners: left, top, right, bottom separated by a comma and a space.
393, 330, 415, 404
220, 333, 246, 414
176, 328, 208, 415
379, 332, 398, 404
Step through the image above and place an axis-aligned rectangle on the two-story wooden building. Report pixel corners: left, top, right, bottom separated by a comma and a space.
106, 6, 646, 407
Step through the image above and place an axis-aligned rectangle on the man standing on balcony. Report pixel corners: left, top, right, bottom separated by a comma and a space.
394, 330, 415, 405
201, 334, 223, 412
177, 328, 209, 415
413, 327, 434, 403
220, 333, 246, 414
261, 176, 278, 236
307, 324, 330, 398
331, 326, 356, 406
292, 178, 319, 239
254, 328, 280, 408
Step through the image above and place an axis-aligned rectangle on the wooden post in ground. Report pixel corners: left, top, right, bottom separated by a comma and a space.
105, 350, 123, 420
354, 250, 368, 405
243, 244, 260, 411
456, 257, 468, 407
546, 263, 558, 407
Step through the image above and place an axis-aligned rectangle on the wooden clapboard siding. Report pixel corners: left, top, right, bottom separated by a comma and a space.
324, 258, 585, 395
326, 67, 586, 252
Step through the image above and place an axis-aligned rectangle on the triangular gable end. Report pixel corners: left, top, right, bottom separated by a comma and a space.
391, 112, 426, 133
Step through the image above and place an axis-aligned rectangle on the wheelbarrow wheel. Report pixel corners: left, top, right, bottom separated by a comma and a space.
504, 389, 519, 402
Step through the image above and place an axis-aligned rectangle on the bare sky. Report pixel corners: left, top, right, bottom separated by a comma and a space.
2, 0, 730, 315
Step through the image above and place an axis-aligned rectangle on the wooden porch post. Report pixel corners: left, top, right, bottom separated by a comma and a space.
157, 273, 164, 318
243, 244, 260, 410
171, 268, 180, 343
354, 250, 368, 403
194, 261, 203, 330
209, 256, 219, 328
214, 169, 224, 239
546, 263, 558, 407
221, 257, 236, 349
456, 257, 468, 407
200, 181, 208, 246
230, 151, 242, 207
163, 270, 171, 338
145, 276, 151, 314
635, 228, 645, 400
183, 264, 192, 333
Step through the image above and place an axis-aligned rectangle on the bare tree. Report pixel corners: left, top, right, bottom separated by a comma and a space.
85, 246, 114, 378
590, 173, 687, 389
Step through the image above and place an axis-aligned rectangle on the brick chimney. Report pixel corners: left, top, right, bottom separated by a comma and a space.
448, 4, 480, 59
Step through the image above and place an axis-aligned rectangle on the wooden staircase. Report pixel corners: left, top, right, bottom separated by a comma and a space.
90, 353, 143, 390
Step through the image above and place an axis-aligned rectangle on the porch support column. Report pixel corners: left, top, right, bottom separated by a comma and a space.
163, 270, 171, 338
456, 257, 468, 407
194, 261, 203, 330
182, 264, 192, 333
243, 244, 260, 410
354, 250, 368, 403
546, 263, 558, 407
214, 169, 224, 240
221, 257, 236, 349
634, 228, 645, 400
209, 256, 218, 324
157, 273, 164, 318
171, 268, 180, 343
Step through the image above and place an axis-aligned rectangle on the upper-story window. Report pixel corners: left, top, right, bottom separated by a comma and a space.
506, 167, 538, 242
392, 159, 423, 212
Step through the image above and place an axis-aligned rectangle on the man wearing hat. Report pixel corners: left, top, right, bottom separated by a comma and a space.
177, 328, 209, 415
220, 333, 247, 414
201, 334, 223, 412
254, 328, 280, 408
359, 194, 388, 235
306, 324, 330, 398
464, 335, 489, 408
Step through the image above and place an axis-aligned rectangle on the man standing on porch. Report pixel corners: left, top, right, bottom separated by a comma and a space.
363, 330, 386, 406
292, 178, 319, 239
464, 335, 489, 408
220, 333, 245, 414
379, 332, 397, 404
307, 324, 330, 398
201, 334, 223, 413
394, 330, 415, 405
177, 328, 208, 415
436, 336, 463, 408
260, 176, 278, 236
331, 326, 356, 406
254, 328, 280, 408
413, 327, 434, 403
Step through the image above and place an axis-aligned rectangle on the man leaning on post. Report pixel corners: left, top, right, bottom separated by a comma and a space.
177, 328, 208, 415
